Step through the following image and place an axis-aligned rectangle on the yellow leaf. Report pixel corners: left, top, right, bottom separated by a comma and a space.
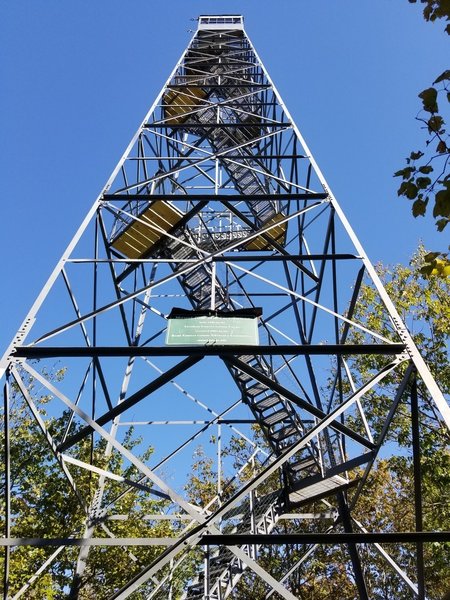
431, 258, 450, 278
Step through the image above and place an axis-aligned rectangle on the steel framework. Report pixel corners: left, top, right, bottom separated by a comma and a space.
1, 14, 449, 600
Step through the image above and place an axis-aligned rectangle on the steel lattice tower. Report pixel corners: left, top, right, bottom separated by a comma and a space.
1, 15, 449, 600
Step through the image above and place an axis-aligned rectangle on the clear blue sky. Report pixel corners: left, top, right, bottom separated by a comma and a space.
1, 0, 447, 354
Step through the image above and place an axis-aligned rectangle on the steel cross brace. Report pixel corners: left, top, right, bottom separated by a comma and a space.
105, 358, 402, 598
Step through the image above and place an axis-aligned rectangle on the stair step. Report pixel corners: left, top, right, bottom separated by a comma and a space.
288, 474, 358, 506
271, 425, 297, 442
198, 108, 216, 122
197, 298, 225, 310
189, 283, 211, 298
184, 269, 209, 288
246, 382, 268, 398
264, 409, 290, 427
168, 241, 191, 254
288, 456, 317, 473
255, 394, 281, 411
235, 371, 253, 384
236, 523, 251, 534
167, 241, 195, 260
236, 355, 262, 367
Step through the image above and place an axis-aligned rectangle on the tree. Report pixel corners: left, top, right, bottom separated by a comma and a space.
347, 247, 449, 443
344, 248, 450, 598
0, 366, 180, 599
395, 1, 450, 274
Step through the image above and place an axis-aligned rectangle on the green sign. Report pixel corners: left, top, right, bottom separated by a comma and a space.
166, 316, 259, 346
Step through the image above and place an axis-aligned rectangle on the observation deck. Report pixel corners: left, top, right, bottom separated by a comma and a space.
197, 15, 244, 31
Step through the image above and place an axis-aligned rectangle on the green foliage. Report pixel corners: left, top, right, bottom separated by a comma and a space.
344, 251, 450, 597
420, 250, 450, 275
395, 2, 450, 273
0, 373, 83, 597
419, 86, 439, 113
185, 445, 220, 507
394, 70, 450, 234
0, 367, 178, 598
347, 249, 450, 441
408, 0, 450, 32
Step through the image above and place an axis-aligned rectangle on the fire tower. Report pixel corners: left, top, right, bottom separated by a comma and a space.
1, 14, 449, 600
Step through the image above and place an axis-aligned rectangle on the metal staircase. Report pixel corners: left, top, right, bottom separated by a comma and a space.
145, 26, 312, 510
182, 492, 282, 600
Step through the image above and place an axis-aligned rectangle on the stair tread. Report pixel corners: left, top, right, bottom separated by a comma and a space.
271, 425, 298, 442
255, 394, 282, 411
288, 474, 358, 506
263, 409, 290, 426
288, 456, 317, 472
246, 382, 268, 397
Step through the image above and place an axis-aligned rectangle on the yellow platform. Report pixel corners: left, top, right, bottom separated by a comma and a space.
245, 213, 287, 250
163, 86, 207, 126
111, 200, 184, 259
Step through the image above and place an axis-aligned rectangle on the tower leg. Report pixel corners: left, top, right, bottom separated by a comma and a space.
411, 374, 425, 600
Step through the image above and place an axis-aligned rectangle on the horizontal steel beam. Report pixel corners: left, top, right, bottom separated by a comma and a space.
209, 154, 307, 159
2, 531, 447, 548
145, 122, 290, 129
167, 84, 271, 88
214, 253, 359, 262
102, 193, 328, 201
14, 344, 406, 359
126, 154, 307, 160
200, 532, 450, 545
0, 538, 179, 547
64, 255, 359, 264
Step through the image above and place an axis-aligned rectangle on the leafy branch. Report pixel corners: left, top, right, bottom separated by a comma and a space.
394, 1, 450, 274
395, 71, 450, 231
408, 0, 450, 32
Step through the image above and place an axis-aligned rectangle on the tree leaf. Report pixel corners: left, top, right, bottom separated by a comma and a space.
412, 198, 428, 216
398, 181, 419, 199
419, 263, 434, 276
433, 188, 450, 218
436, 218, 449, 231
436, 139, 448, 153
394, 166, 416, 179
416, 176, 432, 189
410, 150, 424, 160
419, 87, 438, 113
433, 69, 450, 84
431, 258, 450, 278
419, 165, 434, 174
423, 3, 433, 20
427, 115, 444, 133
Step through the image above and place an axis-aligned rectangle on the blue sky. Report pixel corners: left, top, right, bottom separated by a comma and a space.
1, 0, 448, 354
